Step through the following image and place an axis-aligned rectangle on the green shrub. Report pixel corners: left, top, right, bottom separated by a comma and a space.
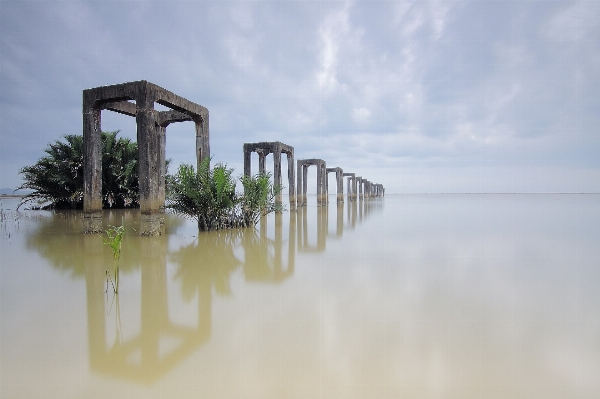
17, 131, 139, 209
167, 158, 282, 231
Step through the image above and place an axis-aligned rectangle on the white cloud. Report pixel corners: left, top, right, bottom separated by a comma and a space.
0, 0, 598, 193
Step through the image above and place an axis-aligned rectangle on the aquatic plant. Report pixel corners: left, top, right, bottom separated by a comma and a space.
103, 221, 125, 293
167, 158, 238, 231
167, 158, 282, 231
239, 172, 283, 227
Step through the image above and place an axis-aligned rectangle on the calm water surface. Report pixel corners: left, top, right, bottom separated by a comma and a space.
1, 194, 599, 398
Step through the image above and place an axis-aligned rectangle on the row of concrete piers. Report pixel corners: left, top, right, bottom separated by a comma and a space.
243, 141, 385, 210
82, 81, 384, 236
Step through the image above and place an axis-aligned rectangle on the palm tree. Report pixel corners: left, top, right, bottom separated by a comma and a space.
17, 131, 140, 209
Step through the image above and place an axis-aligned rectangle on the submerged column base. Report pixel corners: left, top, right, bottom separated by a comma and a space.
83, 211, 103, 234
141, 213, 162, 237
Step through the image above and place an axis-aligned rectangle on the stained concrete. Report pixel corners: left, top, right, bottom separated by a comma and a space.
83, 81, 209, 236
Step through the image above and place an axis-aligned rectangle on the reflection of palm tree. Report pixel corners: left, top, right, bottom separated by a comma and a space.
25, 210, 182, 278
242, 213, 294, 283
171, 229, 242, 301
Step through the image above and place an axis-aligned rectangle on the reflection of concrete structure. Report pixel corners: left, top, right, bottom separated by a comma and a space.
83, 81, 209, 236
297, 159, 327, 207
297, 206, 327, 252
243, 213, 295, 283
85, 236, 211, 384
326, 167, 344, 204
243, 142, 296, 211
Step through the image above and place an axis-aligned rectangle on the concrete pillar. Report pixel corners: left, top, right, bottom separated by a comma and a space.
137, 93, 161, 237
273, 147, 282, 210
356, 176, 363, 201
83, 100, 103, 233
337, 169, 344, 204
243, 145, 252, 177
157, 125, 166, 218
258, 150, 267, 174
287, 151, 296, 211
302, 164, 308, 206
195, 112, 210, 171
317, 160, 327, 206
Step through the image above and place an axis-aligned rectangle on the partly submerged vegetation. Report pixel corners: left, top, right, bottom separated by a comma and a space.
103, 221, 126, 293
17, 131, 140, 210
18, 132, 282, 232
167, 158, 282, 231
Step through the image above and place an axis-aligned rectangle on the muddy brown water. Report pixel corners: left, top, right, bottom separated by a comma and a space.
1, 194, 599, 398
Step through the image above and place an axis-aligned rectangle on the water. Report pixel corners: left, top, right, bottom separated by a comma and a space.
1, 194, 599, 398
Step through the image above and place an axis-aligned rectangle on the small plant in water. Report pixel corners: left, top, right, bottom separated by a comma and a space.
103, 220, 125, 293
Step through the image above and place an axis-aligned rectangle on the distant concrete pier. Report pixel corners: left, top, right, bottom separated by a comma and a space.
243, 142, 295, 211
326, 167, 344, 204
297, 159, 327, 207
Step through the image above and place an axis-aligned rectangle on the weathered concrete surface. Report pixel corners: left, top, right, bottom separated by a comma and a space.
296, 159, 327, 206
243, 142, 295, 211
83, 80, 209, 235
343, 173, 356, 202
326, 167, 344, 204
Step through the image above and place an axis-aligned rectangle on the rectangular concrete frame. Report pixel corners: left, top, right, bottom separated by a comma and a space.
83, 80, 209, 236
296, 159, 327, 207
326, 167, 344, 204
243, 141, 296, 211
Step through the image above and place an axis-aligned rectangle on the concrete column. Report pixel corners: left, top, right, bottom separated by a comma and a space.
287, 151, 296, 211
317, 161, 327, 206
195, 112, 210, 171
356, 177, 363, 201
273, 148, 282, 210
243, 146, 251, 177
347, 177, 353, 198
302, 164, 308, 207
157, 125, 166, 218
258, 151, 267, 174
83, 102, 103, 234
296, 160, 303, 207
137, 94, 160, 236
336, 169, 344, 204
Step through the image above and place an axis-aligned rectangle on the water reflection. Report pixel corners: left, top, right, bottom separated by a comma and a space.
245, 214, 294, 283
1, 197, 384, 388
86, 234, 212, 383
4, 195, 599, 397
78, 199, 382, 383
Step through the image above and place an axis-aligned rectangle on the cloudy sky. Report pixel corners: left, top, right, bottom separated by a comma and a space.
1, 0, 599, 193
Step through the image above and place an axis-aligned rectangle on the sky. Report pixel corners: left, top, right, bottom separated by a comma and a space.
1, 0, 599, 194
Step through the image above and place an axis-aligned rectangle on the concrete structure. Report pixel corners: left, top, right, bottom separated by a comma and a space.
343, 173, 356, 201
297, 159, 327, 207
83, 81, 209, 236
243, 142, 295, 211
355, 176, 363, 200
325, 167, 344, 204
